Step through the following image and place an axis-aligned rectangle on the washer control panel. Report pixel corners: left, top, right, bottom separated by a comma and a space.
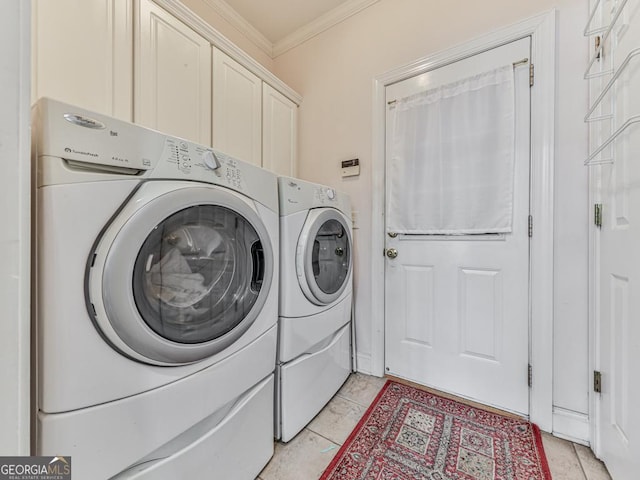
202, 150, 221, 170
313, 186, 337, 204
160, 138, 244, 191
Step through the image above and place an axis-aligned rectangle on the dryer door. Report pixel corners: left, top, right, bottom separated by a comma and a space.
87, 181, 273, 365
296, 208, 352, 306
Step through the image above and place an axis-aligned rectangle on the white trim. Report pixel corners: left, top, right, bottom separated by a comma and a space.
588, 144, 603, 457
553, 407, 591, 446
202, 0, 273, 57
273, 0, 381, 57
370, 9, 556, 431
587, 0, 604, 450
152, 0, 302, 105
0, 0, 31, 455
200, 0, 380, 59
355, 352, 373, 375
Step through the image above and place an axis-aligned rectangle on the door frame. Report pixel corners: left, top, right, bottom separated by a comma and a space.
370, 9, 556, 431
0, 0, 30, 455
588, 150, 601, 455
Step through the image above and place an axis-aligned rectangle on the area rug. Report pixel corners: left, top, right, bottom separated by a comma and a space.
320, 380, 551, 480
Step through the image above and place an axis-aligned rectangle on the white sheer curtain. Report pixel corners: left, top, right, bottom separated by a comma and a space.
387, 65, 515, 235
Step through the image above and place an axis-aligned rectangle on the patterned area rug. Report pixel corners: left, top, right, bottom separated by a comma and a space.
320, 381, 551, 480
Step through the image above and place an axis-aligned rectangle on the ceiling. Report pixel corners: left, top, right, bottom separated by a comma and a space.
208, 0, 380, 57
223, 0, 347, 44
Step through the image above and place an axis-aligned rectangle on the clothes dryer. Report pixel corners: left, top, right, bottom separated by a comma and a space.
276, 176, 353, 442
32, 98, 279, 479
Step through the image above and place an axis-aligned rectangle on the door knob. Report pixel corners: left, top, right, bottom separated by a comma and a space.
386, 248, 398, 259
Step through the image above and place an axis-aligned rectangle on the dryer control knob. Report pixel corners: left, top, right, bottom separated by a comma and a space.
326, 188, 336, 200
203, 150, 221, 170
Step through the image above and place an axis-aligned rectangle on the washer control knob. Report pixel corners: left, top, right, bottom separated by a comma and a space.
203, 150, 221, 170
326, 188, 336, 200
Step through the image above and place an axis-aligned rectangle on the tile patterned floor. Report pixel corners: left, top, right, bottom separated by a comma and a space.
259, 373, 612, 480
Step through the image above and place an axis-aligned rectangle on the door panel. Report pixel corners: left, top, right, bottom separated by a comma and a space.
135, 0, 212, 145
384, 38, 531, 415
599, 155, 640, 477
263, 83, 297, 176
32, 0, 133, 120
212, 48, 262, 166
459, 268, 502, 361
403, 265, 435, 346
595, 0, 640, 475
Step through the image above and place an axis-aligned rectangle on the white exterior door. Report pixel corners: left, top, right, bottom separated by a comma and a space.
384, 38, 531, 415
135, 0, 212, 145
593, 0, 640, 475
212, 48, 262, 166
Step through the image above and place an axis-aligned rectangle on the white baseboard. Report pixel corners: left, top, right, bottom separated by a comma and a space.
552, 407, 590, 446
354, 352, 373, 375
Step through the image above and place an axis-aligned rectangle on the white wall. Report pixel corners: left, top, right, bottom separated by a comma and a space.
0, 0, 31, 455
273, 0, 589, 435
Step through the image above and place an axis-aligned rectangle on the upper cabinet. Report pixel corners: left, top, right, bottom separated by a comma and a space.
31, 0, 133, 120
212, 49, 262, 167
32, 0, 300, 175
135, 0, 212, 145
263, 84, 297, 177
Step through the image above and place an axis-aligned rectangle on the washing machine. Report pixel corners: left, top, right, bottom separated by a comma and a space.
276, 176, 353, 442
31, 98, 279, 479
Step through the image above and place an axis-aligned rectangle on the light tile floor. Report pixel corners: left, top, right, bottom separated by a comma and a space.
259, 373, 612, 480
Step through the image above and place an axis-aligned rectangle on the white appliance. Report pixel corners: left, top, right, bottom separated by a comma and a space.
32, 98, 279, 479
276, 176, 353, 442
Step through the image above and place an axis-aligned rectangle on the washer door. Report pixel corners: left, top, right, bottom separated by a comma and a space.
295, 208, 352, 306
87, 181, 273, 365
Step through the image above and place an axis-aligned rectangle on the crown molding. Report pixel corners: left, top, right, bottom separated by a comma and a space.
202, 0, 273, 57
155, 0, 302, 104
201, 0, 380, 59
273, 0, 380, 57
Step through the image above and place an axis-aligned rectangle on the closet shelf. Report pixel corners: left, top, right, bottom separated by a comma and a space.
585, 47, 640, 122
585, 114, 640, 165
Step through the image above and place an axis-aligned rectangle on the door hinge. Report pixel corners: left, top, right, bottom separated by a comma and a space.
594, 370, 602, 393
529, 63, 535, 87
594, 203, 602, 228
528, 215, 533, 237
528, 364, 532, 387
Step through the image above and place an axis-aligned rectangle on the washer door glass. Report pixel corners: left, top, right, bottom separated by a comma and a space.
132, 205, 264, 344
299, 209, 352, 306
312, 219, 350, 295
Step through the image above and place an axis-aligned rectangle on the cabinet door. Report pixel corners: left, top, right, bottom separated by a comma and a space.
262, 83, 297, 176
32, 0, 133, 120
135, 0, 211, 145
212, 48, 262, 166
